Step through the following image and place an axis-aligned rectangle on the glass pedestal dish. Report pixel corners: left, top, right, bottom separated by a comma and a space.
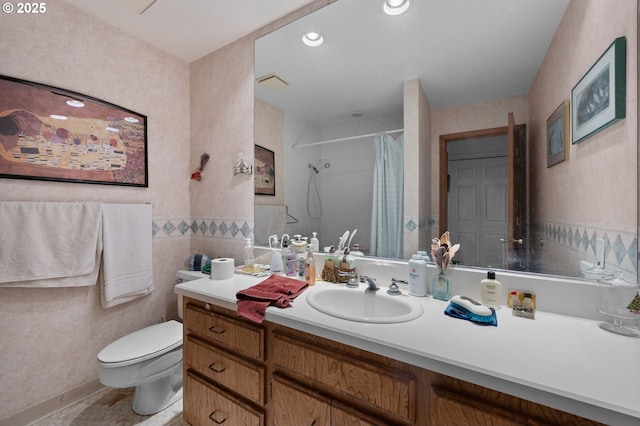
596, 270, 640, 337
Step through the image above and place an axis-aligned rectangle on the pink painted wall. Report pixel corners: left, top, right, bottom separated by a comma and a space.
529, 0, 638, 276
0, 1, 190, 420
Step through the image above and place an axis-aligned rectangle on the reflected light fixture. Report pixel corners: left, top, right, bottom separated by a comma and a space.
382, 0, 412, 16
302, 31, 324, 47
65, 99, 85, 108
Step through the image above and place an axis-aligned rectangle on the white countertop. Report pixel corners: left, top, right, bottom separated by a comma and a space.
176, 274, 640, 425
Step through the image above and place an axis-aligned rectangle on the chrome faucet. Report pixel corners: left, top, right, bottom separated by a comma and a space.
360, 275, 379, 291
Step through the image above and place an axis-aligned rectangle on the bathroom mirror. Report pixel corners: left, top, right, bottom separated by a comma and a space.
254, 0, 638, 281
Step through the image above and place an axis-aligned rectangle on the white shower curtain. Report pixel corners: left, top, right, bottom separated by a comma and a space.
370, 133, 404, 258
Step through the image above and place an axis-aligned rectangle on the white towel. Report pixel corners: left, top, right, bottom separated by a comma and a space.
0, 202, 102, 287
100, 203, 153, 308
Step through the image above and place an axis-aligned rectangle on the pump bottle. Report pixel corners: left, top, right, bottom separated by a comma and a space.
480, 271, 502, 308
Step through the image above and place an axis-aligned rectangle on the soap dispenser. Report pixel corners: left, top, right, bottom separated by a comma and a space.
480, 271, 502, 309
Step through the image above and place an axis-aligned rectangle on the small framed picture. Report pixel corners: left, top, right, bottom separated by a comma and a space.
254, 145, 275, 195
547, 100, 569, 168
571, 37, 626, 144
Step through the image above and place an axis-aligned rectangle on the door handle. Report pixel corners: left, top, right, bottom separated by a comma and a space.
500, 237, 524, 245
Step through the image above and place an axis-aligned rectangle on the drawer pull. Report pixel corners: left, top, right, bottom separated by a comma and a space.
208, 362, 226, 373
208, 325, 226, 334
311, 420, 316, 426
209, 410, 228, 424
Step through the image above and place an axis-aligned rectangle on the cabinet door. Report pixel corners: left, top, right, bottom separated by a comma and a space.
272, 375, 330, 426
431, 385, 526, 426
332, 401, 394, 426
184, 372, 264, 426
272, 330, 416, 423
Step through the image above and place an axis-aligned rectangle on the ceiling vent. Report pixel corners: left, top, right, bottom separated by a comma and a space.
256, 74, 290, 91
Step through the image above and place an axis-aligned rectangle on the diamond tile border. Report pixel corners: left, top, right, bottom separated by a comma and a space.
534, 219, 638, 276
152, 217, 253, 241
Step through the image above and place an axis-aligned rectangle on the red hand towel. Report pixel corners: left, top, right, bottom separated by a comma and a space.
236, 275, 309, 323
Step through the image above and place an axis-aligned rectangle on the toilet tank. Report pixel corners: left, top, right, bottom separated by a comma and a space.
176, 270, 208, 319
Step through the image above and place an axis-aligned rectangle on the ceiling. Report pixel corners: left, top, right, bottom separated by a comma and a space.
64, 0, 317, 62
65, 0, 570, 127
255, 0, 570, 128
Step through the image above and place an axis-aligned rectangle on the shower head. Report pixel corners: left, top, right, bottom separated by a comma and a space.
308, 163, 319, 174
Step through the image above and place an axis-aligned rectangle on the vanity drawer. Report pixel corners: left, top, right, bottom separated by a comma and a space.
184, 371, 264, 426
185, 303, 265, 360
272, 330, 416, 423
185, 336, 265, 405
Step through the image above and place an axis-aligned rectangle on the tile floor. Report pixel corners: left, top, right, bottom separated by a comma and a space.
30, 388, 188, 426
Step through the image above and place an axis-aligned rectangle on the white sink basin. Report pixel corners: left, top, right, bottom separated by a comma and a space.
306, 285, 423, 323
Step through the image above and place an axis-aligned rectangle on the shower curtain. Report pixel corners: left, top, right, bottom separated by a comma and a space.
370, 132, 404, 258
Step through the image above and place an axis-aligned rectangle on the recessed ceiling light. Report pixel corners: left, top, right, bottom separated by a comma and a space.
66, 100, 85, 108
106, 127, 119, 132
124, 117, 139, 123
351, 111, 364, 118
50, 114, 68, 120
382, 0, 412, 16
302, 31, 324, 47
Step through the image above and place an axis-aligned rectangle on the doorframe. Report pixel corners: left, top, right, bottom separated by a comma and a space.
439, 126, 508, 236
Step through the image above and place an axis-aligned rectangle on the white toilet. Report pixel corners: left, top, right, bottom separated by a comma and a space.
97, 270, 207, 415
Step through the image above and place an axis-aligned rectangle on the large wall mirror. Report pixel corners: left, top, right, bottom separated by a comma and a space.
254, 0, 638, 282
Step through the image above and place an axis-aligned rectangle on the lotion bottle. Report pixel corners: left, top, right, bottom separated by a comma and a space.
480, 271, 502, 308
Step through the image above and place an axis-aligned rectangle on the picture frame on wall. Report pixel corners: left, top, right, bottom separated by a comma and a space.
571, 36, 626, 144
547, 100, 569, 168
0, 75, 148, 187
254, 144, 275, 195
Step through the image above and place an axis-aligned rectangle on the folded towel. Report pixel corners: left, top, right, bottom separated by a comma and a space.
445, 302, 498, 326
236, 275, 308, 323
100, 203, 153, 308
0, 201, 102, 287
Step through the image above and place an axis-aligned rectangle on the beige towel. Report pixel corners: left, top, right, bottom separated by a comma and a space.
0, 202, 103, 287
100, 203, 153, 308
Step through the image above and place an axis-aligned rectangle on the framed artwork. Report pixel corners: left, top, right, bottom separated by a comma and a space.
254, 144, 275, 195
0, 75, 147, 186
547, 100, 569, 167
571, 37, 626, 144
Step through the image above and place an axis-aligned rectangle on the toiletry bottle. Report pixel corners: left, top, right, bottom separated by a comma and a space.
408, 254, 427, 297
480, 271, 502, 308
269, 235, 283, 274
290, 235, 307, 257
417, 250, 431, 264
304, 248, 316, 286
310, 232, 319, 252
280, 234, 289, 268
243, 238, 254, 270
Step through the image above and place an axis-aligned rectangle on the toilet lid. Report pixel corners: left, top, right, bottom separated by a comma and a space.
98, 320, 182, 365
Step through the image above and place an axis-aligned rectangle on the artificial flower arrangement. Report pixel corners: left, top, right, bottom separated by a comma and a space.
431, 231, 460, 270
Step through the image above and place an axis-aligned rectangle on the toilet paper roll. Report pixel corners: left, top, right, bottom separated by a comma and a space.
210, 257, 235, 280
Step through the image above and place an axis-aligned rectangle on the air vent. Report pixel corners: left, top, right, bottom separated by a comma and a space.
256, 73, 289, 91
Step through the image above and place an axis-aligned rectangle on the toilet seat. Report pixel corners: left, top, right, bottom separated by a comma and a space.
98, 320, 182, 367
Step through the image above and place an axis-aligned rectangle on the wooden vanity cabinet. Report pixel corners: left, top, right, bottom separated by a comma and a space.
182, 298, 267, 426
181, 298, 603, 426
